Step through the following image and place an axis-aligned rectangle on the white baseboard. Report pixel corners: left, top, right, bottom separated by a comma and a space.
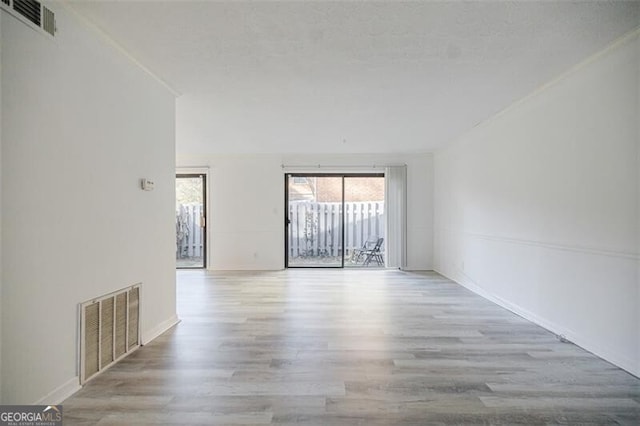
207, 266, 281, 271
29, 315, 180, 405
34, 376, 81, 405
436, 268, 640, 379
142, 314, 180, 345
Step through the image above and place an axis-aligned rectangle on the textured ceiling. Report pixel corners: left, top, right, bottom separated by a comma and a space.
68, 1, 640, 155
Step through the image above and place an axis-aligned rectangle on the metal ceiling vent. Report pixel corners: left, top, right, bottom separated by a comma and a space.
1, 0, 56, 36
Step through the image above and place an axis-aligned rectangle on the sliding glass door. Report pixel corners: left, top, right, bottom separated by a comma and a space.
285, 174, 385, 268
176, 174, 206, 268
286, 176, 343, 267
344, 176, 386, 267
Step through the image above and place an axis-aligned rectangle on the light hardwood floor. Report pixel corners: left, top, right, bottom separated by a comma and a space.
64, 270, 640, 425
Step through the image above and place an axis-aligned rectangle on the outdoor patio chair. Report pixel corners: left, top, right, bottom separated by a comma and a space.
353, 237, 384, 266
352, 236, 377, 263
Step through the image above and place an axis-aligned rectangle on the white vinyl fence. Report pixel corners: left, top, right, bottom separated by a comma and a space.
288, 201, 385, 259
176, 201, 385, 261
176, 204, 204, 259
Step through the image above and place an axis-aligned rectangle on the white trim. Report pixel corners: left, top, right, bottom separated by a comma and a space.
437, 27, 640, 155
437, 268, 640, 378
282, 164, 405, 173
33, 377, 81, 405
176, 168, 210, 268
282, 164, 406, 168
176, 166, 210, 174
463, 231, 639, 261
35, 314, 180, 405
142, 315, 180, 345
80, 345, 142, 388
207, 265, 285, 271
59, 1, 181, 97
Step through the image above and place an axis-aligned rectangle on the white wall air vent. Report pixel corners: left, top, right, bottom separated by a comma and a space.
0, 0, 56, 37
42, 4, 54, 35
14, 0, 40, 26
79, 284, 141, 384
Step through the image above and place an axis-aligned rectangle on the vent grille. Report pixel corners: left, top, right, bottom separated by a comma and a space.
42, 5, 55, 36
13, 0, 40, 27
128, 287, 140, 349
1, 0, 55, 36
84, 303, 100, 379
114, 292, 127, 358
80, 284, 141, 384
100, 297, 114, 369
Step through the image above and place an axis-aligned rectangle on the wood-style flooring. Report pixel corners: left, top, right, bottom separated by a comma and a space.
64, 270, 640, 425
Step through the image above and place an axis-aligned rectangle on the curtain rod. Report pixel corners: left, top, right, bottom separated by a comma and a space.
281, 164, 406, 169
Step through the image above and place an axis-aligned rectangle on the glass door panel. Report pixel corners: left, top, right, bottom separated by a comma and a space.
286, 173, 385, 268
286, 176, 343, 267
344, 177, 386, 268
176, 174, 206, 268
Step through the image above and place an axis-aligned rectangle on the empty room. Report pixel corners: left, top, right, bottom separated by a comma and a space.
1, 0, 639, 424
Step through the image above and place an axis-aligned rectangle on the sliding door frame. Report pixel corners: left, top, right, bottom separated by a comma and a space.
284, 172, 384, 269
176, 173, 207, 269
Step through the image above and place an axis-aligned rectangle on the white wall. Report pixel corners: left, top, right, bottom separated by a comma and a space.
434, 32, 640, 376
1, 5, 177, 403
176, 153, 434, 271
0, 9, 3, 403
636, 34, 640, 374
